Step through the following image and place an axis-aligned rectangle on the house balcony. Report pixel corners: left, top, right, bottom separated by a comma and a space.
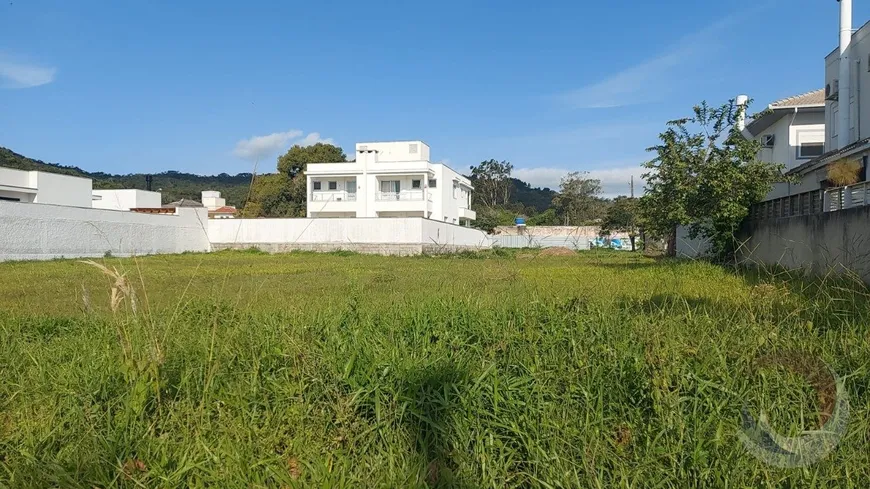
373, 190, 433, 214
311, 191, 357, 202
308, 191, 358, 215
458, 207, 476, 220
376, 190, 425, 201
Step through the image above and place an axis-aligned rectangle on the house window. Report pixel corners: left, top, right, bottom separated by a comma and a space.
429, 179, 437, 188
328, 181, 338, 190
761, 135, 775, 148
412, 179, 421, 189
380, 180, 401, 199
313, 181, 322, 190
798, 142, 824, 159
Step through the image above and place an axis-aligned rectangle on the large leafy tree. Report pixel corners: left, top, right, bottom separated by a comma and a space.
243, 143, 347, 217
469, 159, 514, 208
600, 196, 640, 251
277, 143, 347, 177
641, 99, 783, 258
552, 172, 602, 226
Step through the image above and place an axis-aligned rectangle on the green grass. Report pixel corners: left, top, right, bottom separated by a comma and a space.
0, 250, 868, 487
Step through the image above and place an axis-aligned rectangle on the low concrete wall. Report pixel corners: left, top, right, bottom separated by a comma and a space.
208, 218, 491, 256
676, 225, 713, 258
0, 201, 210, 261
738, 206, 870, 281
492, 225, 601, 237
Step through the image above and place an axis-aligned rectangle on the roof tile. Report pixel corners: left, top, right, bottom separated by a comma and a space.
769, 89, 825, 108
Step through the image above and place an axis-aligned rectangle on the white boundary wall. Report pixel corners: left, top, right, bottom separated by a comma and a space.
209, 218, 491, 255
0, 201, 210, 261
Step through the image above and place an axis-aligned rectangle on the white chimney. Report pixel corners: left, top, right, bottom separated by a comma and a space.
839, 0, 852, 148
736, 94, 752, 139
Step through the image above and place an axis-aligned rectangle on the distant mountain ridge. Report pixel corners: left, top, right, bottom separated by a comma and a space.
0, 147, 253, 207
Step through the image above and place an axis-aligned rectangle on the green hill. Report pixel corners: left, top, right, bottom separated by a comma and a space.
0, 147, 253, 207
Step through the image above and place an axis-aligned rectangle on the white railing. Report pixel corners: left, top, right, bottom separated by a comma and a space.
376, 190, 425, 201
311, 191, 357, 202
824, 182, 870, 212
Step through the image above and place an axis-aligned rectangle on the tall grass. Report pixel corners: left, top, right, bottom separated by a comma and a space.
0, 251, 868, 487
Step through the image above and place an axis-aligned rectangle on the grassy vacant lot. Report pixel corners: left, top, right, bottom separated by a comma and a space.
1, 250, 868, 487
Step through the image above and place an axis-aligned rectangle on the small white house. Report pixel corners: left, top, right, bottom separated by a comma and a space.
202, 191, 237, 218
0, 167, 93, 207
92, 189, 162, 211
305, 141, 476, 225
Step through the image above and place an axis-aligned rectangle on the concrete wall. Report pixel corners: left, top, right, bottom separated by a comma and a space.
738, 206, 870, 280
493, 226, 601, 237
675, 225, 713, 259
208, 217, 491, 255
0, 201, 210, 261
93, 189, 162, 211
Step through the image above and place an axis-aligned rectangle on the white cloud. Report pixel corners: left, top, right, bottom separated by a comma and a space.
233, 130, 302, 161
557, 12, 745, 109
232, 130, 335, 161
514, 164, 646, 199
0, 55, 56, 89
295, 132, 334, 147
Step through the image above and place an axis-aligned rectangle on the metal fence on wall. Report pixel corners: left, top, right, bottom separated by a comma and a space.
748, 182, 870, 220
749, 190, 824, 220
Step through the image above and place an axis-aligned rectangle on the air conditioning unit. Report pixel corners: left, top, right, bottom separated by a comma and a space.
826, 80, 840, 101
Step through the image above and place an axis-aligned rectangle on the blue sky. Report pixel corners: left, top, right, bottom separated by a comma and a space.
1, 0, 867, 197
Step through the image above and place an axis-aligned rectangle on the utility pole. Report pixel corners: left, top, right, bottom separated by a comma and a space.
630, 175, 637, 251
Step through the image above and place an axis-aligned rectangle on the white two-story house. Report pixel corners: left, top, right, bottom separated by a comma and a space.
305, 141, 476, 225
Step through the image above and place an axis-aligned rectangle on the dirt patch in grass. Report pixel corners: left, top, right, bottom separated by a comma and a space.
538, 247, 577, 257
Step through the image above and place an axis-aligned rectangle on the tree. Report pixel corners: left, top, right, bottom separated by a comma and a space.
552, 172, 602, 226
277, 143, 347, 177
243, 143, 347, 217
241, 173, 305, 217
469, 159, 514, 208
600, 196, 640, 251
526, 208, 560, 226
641, 99, 783, 259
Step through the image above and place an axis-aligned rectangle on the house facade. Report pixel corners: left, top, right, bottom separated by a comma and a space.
202, 191, 237, 218
738, 90, 826, 201
93, 189, 162, 211
305, 141, 476, 225
0, 167, 94, 207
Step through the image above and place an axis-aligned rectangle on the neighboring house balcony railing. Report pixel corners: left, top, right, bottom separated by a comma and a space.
311, 191, 357, 202
748, 190, 824, 220
824, 182, 870, 211
747, 181, 870, 220
376, 190, 427, 201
